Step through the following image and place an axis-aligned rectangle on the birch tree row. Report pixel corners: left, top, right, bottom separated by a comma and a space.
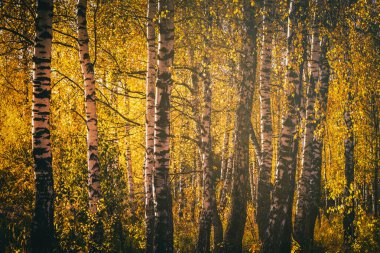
0, 0, 379, 253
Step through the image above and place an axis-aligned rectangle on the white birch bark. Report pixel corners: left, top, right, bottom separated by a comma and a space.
220, 112, 231, 181
257, 0, 274, 240
30, 1, 55, 252
262, 1, 307, 252
77, 0, 103, 251
294, 15, 322, 250
153, 0, 174, 251
144, 1, 156, 250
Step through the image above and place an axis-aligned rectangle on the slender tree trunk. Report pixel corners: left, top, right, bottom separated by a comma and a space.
124, 92, 134, 204
153, 0, 174, 251
249, 161, 257, 207
256, 0, 274, 240
178, 155, 185, 218
223, 1, 258, 251
196, 2, 223, 250
220, 152, 233, 210
126, 122, 134, 203
294, 13, 323, 251
371, 92, 379, 217
145, 1, 156, 252
220, 113, 231, 182
30, 1, 55, 252
261, 1, 306, 252
77, 1, 103, 251
343, 92, 355, 252
191, 153, 197, 221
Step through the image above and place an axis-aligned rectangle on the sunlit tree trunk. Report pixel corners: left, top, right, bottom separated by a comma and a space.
178, 155, 185, 218
223, 1, 258, 251
261, 1, 306, 252
145, 0, 156, 250
153, 0, 174, 251
77, 1, 103, 251
220, 150, 233, 210
249, 161, 257, 207
220, 113, 231, 182
198, 54, 214, 253
30, 1, 55, 252
256, 0, 274, 240
294, 13, 323, 251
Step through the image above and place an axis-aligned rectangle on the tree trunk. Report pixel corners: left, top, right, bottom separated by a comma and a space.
261, 1, 306, 252
124, 92, 134, 205
220, 113, 231, 182
145, 0, 156, 251
223, 1, 258, 251
153, 0, 174, 251
30, 1, 55, 252
294, 13, 324, 251
220, 152, 233, 209
343, 93, 355, 252
371, 92, 379, 217
256, 0, 274, 240
196, 2, 223, 250
77, 1, 103, 251
178, 155, 185, 218
126, 123, 134, 203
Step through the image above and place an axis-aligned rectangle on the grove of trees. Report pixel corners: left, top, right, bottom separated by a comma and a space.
0, 0, 379, 252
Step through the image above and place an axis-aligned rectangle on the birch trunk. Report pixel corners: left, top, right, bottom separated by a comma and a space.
220, 152, 233, 210
30, 1, 55, 252
153, 0, 174, 251
261, 1, 306, 252
220, 113, 231, 182
372, 92, 379, 217
145, 1, 156, 251
294, 15, 322, 251
77, 1, 103, 250
223, 1, 258, 251
343, 92, 355, 251
124, 90, 134, 204
178, 156, 185, 218
196, 2, 223, 250
256, 0, 274, 240
126, 122, 134, 203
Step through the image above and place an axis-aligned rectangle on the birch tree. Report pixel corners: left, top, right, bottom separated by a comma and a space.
256, 0, 274, 241
77, 0, 103, 250
343, 91, 355, 252
223, 0, 258, 251
196, 2, 223, 251
153, 0, 174, 251
293, 7, 322, 250
125, 94, 134, 203
30, 0, 55, 252
261, 0, 307, 252
145, 0, 157, 251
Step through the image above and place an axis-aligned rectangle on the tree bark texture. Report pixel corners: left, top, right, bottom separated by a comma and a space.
145, 1, 157, 251
256, 0, 274, 240
153, 0, 174, 251
261, 1, 306, 252
223, 1, 258, 251
293, 13, 322, 251
31, 1, 55, 252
